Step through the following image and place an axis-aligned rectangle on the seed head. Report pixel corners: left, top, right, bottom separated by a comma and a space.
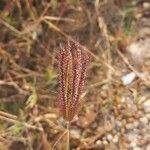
58, 41, 90, 121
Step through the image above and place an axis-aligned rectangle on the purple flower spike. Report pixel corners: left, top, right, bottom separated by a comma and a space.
58, 41, 90, 121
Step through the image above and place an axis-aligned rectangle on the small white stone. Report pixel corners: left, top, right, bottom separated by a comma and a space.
70, 129, 81, 139
146, 144, 150, 150
127, 38, 150, 63
139, 117, 148, 124
121, 97, 125, 103
121, 72, 137, 85
135, 13, 142, 19
103, 140, 108, 145
112, 135, 118, 143
145, 114, 150, 120
127, 103, 132, 108
130, 142, 137, 147
32, 31, 37, 40
126, 123, 134, 130
143, 2, 150, 9
107, 134, 113, 141
102, 136, 107, 140
125, 133, 138, 142
143, 133, 150, 141
133, 146, 142, 150
133, 128, 139, 134
133, 121, 139, 128
96, 140, 102, 146
143, 100, 150, 113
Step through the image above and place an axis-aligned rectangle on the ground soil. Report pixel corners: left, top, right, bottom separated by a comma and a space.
0, 0, 149, 150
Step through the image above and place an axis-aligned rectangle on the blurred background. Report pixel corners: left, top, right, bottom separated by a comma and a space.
0, 0, 150, 150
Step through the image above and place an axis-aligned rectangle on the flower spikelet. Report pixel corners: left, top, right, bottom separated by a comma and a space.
58, 41, 90, 121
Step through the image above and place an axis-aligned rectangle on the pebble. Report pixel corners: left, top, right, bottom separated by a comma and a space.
133, 147, 142, 150
70, 128, 81, 139
127, 117, 134, 123
96, 140, 102, 146
100, 91, 107, 99
112, 135, 118, 143
143, 2, 150, 9
92, 122, 97, 129
146, 144, 150, 150
126, 123, 134, 130
106, 134, 113, 142
145, 114, 150, 120
127, 103, 133, 108
116, 120, 122, 129
102, 136, 107, 141
133, 128, 139, 134
103, 140, 108, 145
121, 72, 136, 85
143, 133, 150, 141
130, 142, 137, 148
122, 119, 127, 126
139, 117, 148, 124
135, 111, 143, 119
135, 13, 142, 19
142, 100, 150, 113
125, 133, 139, 143
133, 121, 139, 128
121, 127, 125, 134
121, 97, 125, 103
140, 128, 147, 135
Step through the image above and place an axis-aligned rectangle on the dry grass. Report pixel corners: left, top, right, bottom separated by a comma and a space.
0, 0, 149, 149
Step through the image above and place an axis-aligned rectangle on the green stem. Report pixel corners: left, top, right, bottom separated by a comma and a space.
66, 121, 70, 150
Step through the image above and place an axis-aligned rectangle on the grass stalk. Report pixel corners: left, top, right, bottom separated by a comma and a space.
66, 121, 70, 150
